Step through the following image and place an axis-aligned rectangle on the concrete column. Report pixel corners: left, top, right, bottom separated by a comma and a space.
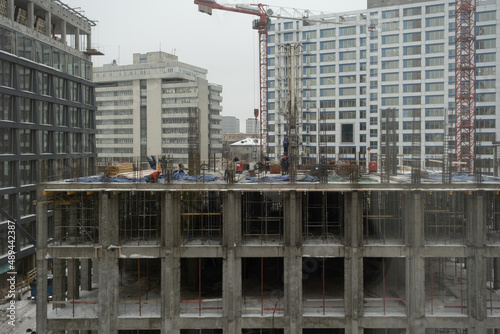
494, 259, 500, 289
163, 191, 180, 334
344, 191, 363, 334
80, 259, 92, 291
98, 192, 119, 334
44, 11, 51, 38
61, 21, 66, 45
35, 197, 48, 334
27, 1, 34, 29
75, 28, 80, 51
52, 259, 66, 309
406, 191, 425, 334
467, 192, 486, 329
92, 258, 99, 284
6, 0, 14, 21
68, 204, 77, 240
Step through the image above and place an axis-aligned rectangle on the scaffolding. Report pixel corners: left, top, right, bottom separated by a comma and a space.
486, 191, 500, 244
119, 259, 161, 317
381, 108, 398, 183
181, 191, 223, 245
302, 258, 344, 316
302, 191, 344, 244
424, 192, 466, 245
188, 107, 201, 175
487, 258, 500, 316
363, 191, 404, 244
425, 258, 467, 315
51, 192, 99, 245
242, 257, 284, 316
363, 258, 406, 315
242, 192, 284, 244
180, 258, 223, 316
119, 192, 161, 245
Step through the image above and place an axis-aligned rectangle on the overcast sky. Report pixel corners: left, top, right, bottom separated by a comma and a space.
66, 0, 367, 131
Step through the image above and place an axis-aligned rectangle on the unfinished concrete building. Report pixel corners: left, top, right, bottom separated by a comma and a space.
35, 178, 500, 334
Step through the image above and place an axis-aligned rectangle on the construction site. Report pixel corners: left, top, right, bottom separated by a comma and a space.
31, 155, 500, 333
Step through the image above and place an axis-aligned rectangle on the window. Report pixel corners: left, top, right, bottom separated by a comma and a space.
320, 28, 335, 38
382, 47, 399, 57
477, 106, 495, 115
339, 87, 356, 96
426, 57, 444, 66
426, 17, 444, 27
340, 76, 356, 84
284, 32, 293, 42
339, 26, 356, 36
403, 96, 422, 105
477, 39, 496, 49
404, 45, 421, 55
477, 66, 496, 76
477, 120, 495, 129
477, 25, 495, 36
382, 9, 399, 19
320, 53, 336, 62
477, 93, 495, 102
404, 58, 421, 68
426, 30, 444, 41
303, 31, 317, 40
320, 88, 336, 97
425, 95, 444, 104
404, 71, 421, 80
477, 53, 495, 63
477, 11, 496, 22
382, 97, 399, 106
339, 63, 356, 72
341, 124, 354, 142
303, 43, 316, 52
425, 108, 444, 117
320, 100, 336, 108
340, 111, 356, 119
284, 22, 293, 30
403, 108, 421, 117
321, 65, 336, 74
477, 80, 495, 89
339, 39, 356, 48
404, 32, 421, 42
320, 77, 335, 85
382, 85, 399, 94
403, 84, 421, 93
425, 121, 444, 129
426, 4, 444, 14
403, 19, 421, 29
303, 67, 316, 75
404, 7, 421, 16
426, 43, 444, 54
426, 82, 444, 91
426, 70, 444, 79
303, 55, 316, 64
339, 99, 356, 108
320, 41, 336, 50
382, 34, 399, 44
340, 51, 356, 60
382, 72, 399, 82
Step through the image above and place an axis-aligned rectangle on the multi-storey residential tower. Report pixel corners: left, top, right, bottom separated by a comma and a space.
0, 0, 96, 291
267, 0, 498, 173
94, 52, 223, 167
246, 117, 259, 134
222, 115, 240, 134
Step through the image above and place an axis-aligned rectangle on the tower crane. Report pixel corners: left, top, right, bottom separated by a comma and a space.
194, 1, 353, 166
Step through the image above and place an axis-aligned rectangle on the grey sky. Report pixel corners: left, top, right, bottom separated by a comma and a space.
67, 0, 367, 131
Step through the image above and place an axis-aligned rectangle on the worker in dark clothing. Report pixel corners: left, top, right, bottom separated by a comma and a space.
233, 155, 240, 162
177, 162, 184, 171
146, 155, 156, 169
283, 136, 289, 155
159, 156, 168, 174
280, 156, 289, 175
145, 170, 161, 183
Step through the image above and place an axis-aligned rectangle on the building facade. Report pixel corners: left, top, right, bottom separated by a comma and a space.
246, 117, 259, 134
35, 180, 500, 333
267, 0, 499, 172
0, 0, 96, 292
94, 52, 223, 167
222, 115, 240, 134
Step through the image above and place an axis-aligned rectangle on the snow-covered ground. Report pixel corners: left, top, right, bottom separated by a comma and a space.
0, 293, 37, 334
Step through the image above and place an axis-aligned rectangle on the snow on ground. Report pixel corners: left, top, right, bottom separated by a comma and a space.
0, 293, 37, 334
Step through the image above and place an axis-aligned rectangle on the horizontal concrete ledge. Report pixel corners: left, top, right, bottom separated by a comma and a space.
363, 245, 407, 257
420, 246, 468, 257
116, 317, 163, 329
47, 318, 98, 330
302, 245, 345, 257
177, 246, 225, 258
360, 316, 407, 328
421, 316, 469, 328
47, 246, 96, 259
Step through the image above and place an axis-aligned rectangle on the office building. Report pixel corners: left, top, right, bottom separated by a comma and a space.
267, 0, 499, 172
246, 117, 259, 134
222, 115, 240, 134
94, 52, 223, 167
0, 0, 97, 295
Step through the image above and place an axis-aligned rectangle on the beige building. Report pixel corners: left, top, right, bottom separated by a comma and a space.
94, 51, 223, 167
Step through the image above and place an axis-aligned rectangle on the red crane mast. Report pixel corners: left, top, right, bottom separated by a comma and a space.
454, 0, 476, 173
195, 1, 270, 161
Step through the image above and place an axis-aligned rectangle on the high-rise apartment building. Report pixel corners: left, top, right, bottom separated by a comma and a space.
267, 0, 499, 172
94, 52, 223, 166
246, 117, 259, 134
222, 115, 240, 134
0, 0, 96, 289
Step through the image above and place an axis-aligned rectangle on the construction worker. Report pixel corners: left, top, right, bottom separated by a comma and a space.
146, 155, 156, 169
233, 155, 239, 162
178, 162, 184, 171
159, 156, 168, 174
145, 170, 161, 183
283, 136, 289, 156
280, 156, 289, 175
